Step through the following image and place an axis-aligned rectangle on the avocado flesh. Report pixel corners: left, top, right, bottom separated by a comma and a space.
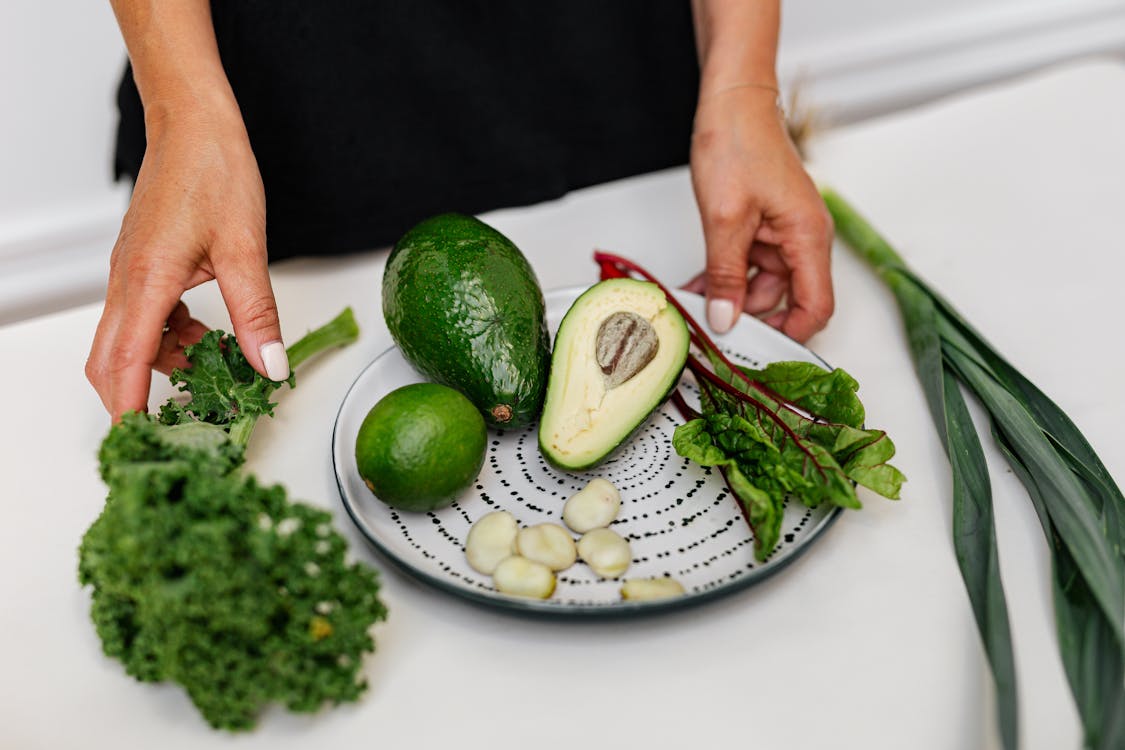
539, 279, 689, 471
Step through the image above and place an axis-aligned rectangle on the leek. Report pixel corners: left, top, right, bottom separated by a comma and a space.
823, 188, 1125, 750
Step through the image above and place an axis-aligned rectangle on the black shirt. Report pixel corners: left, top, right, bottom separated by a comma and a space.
115, 1, 700, 261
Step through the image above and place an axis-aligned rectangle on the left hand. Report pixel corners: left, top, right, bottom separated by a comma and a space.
685, 86, 835, 343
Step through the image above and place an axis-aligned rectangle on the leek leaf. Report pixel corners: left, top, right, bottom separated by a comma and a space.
823, 186, 1125, 750
996, 428, 1125, 750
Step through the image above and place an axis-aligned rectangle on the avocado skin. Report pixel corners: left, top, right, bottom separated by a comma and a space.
382, 213, 550, 429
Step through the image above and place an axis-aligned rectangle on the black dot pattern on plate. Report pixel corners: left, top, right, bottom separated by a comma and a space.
353, 359, 834, 609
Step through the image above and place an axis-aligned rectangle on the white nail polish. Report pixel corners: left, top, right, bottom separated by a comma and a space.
707, 298, 737, 334
260, 341, 290, 381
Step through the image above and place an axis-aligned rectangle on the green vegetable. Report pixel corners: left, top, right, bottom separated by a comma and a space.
157, 307, 360, 447
382, 213, 551, 429
355, 382, 487, 512
595, 253, 904, 561
823, 188, 1125, 750
79, 308, 388, 731
538, 278, 690, 471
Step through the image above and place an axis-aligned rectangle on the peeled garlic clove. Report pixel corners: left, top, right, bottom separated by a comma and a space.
621, 577, 685, 601
492, 555, 556, 599
562, 478, 621, 533
577, 527, 631, 579
516, 523, 577, 571
465, 510, 518, 575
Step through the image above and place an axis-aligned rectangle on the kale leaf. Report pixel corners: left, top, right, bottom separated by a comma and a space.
80, 458, 385, 730
159, 329, 293, 445
79, 308, 386, 731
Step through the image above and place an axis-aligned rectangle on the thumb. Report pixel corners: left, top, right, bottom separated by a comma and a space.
703, 211, 759, 334
213, 245, 288, 381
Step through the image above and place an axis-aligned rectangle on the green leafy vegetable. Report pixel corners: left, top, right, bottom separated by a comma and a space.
673, 413, 811, 554
158, 329, 289, 435
160, 308, 360, 447
98, 412, 243, 480
595, 253, 904, 561
79, 308, 387, 732
742, 360, 866, 428
823, 187, 1125, 750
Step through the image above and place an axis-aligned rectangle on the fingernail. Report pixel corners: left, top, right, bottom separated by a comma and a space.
260, 341, 290, 381
707, 298, 737, 334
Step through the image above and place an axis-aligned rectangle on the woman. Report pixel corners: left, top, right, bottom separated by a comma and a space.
87, 0, 833, 418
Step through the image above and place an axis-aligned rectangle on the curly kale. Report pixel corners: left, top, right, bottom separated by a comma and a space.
98, 412, 244, 481
159, 329, 287, 423
79, 308, 388, 731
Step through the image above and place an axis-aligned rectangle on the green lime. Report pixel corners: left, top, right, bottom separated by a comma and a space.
355, 382, 487, 512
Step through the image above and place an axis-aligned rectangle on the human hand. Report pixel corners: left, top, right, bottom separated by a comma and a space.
685, 86, 834, 342
86, 102, 287, 419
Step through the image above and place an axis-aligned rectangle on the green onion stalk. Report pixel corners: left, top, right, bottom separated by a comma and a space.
822, 188, 1124, 750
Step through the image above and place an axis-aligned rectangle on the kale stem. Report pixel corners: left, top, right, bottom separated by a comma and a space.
226, 307, 360, 449
286, 307, 360, 370
228, 416, 257, 449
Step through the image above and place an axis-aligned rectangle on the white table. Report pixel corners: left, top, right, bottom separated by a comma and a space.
4, 59, 1123, 750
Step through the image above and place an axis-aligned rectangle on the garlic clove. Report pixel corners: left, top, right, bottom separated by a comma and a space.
562, 478, 621, 533
577, 527, 632, 579
492, 555, 557, 599
516, 523, 577, 571
621, 577, 685, 601
464, 510, 518, 575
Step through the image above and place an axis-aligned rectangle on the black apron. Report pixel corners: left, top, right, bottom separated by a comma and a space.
114, 1, 700, 261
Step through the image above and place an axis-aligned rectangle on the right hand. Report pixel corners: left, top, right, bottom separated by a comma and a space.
684, 86, 834, 342
86, 100, 287, 420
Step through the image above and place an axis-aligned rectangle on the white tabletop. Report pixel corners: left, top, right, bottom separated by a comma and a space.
4, 58, 1124, 750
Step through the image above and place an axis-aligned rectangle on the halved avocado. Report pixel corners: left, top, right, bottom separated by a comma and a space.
538, 279, 689, 471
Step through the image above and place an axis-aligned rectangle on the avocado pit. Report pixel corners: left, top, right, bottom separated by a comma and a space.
596, 311, 659, 388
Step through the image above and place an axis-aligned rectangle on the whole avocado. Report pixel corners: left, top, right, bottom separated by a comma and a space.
383, 214, 550, 429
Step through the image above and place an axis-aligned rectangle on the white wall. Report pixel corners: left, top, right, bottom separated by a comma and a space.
1, 0, 1123, 325
779, 0, 1125, 123
0, 0, 128, 324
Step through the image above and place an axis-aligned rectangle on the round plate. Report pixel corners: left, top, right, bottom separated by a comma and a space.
333, 287, 842, 617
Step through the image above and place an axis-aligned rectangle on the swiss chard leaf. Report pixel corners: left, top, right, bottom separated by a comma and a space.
819, 424, 905, 499
594, 250, 904, 560
698, 362, 902, 504
673, 415, 792, 556
674, 387, 887, 561
741, 361, 866, 428
738, 403, 862, 511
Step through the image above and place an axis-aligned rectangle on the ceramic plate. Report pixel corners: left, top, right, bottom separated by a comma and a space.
333, 287, 842, 617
